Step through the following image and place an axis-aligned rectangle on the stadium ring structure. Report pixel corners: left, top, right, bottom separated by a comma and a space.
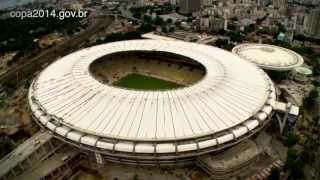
232, 43, 304, 71
29, 40, 277, 165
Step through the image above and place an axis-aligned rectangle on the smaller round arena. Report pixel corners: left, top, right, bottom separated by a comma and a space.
232, 43, 304, 71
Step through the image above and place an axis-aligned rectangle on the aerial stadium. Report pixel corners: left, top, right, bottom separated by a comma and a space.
232, 43, 304, 71
28, 40, 277, 165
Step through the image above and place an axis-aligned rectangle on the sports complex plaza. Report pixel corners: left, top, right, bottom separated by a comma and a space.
28, 39, 303, 167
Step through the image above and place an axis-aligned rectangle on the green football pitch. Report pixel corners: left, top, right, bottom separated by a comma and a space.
112, 73, 183, 90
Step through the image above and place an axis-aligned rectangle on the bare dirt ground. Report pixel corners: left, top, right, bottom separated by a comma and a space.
75, 161, 209, 180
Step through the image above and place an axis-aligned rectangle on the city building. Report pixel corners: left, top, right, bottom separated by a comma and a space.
292, 66, 313, 83
199, 16, 210, 31
304, 8, 320, 38
201, 0, 216, 7
159, 13, 188, 23
179, 0, 201, 14
170, 0, 179, 6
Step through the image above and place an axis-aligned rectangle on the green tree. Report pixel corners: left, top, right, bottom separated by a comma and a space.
143, 15, 152, 23
303, 89, 319, 110
286, 148, 298, 168
166, 18, 173, 24
174, 21, 181, 27
244, 24, 255, 33
313, 116, 320, 123
294, 34, 307, 42
186, 17, 193, 23
169, 26, 175, 32
285, 148, 305, 180
0, 137, 14, 159
132, 11, 142, 19
138, 23, 154, 33
230, 16, 238, 21
161, 26, 168, 33
300, 150, 315, 165
277, 23, 286, 33
227, 31, 242, 42
285, 133, 299, 147
0, 14, 82, 53
313, 68, 320, 76
154, 16, 164, 26
215, 39, 229, 47
288, 159, 304, 180
268, 167, 280, 180
133, 174, 139, 180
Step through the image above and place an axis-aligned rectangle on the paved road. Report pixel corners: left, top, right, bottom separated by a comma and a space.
0, 15, 114, 86
0, 131, 52, 177
14, 149, 79, 180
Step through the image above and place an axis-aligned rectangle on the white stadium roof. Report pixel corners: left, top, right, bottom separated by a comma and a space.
232, 43, 304, 71
29, 40, 276, 160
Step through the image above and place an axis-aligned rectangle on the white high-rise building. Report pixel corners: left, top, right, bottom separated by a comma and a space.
202, 0, 215, 7
170, 0, 179, 6
179, 0, 201, 14
305, 8, 320, 38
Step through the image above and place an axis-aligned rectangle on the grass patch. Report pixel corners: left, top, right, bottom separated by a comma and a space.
113, 73, 183, 90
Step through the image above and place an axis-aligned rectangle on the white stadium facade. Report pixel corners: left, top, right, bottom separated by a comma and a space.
28, 40, 277, 165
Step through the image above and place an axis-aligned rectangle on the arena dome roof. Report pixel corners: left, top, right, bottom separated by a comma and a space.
232, 43, 304, 71
29, 40, 276, 162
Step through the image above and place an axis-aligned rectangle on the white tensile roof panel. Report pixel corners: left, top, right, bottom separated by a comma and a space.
232, 43, 304, 71
30, 40, 275, 154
